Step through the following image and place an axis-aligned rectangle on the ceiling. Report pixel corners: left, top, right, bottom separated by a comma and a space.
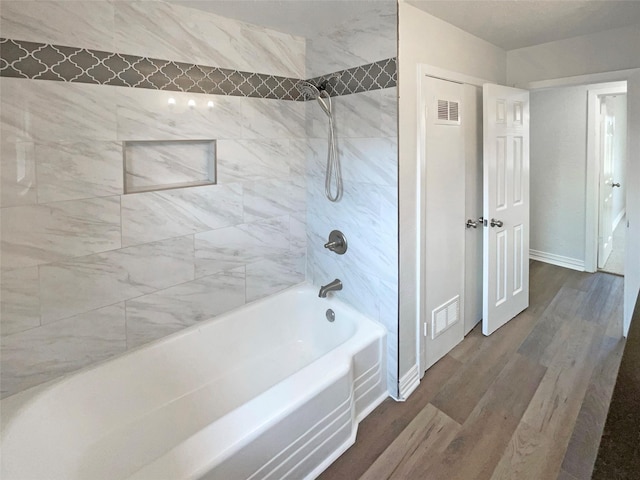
169, 0, 640, 50
402, 0, 640, 50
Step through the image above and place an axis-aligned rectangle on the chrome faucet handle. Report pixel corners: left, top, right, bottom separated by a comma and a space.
324, 230, 347, 254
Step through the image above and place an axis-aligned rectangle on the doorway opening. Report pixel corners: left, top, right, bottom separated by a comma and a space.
596, 94, 627, 276
585, 84, 628, 276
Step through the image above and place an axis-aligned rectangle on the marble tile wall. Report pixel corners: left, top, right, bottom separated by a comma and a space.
0, 0, 399, 400
0, 0, 305, 78
0, 1, 307, 398
305, 10, 399, 396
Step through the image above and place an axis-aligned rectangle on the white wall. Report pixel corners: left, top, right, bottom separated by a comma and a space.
507, 25, 640, 86
398, 2, 506, 393
529, 86, 589, 267
625, 71, 640, 335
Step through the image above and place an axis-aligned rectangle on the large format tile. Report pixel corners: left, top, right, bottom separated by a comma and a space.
121, 184, 243, 246
0, 138, 37, 207
39, 236, 195, 324
243, 177, 305, 223
216, 139, 292, 184
194, 216, 290, 278
245, 252, 306, 303
0, 196, 121, 270
125, 267, 246, 349
0, 78, 117, 142
113, 1, 304, 77
308, 89, 399, 140
0, 303, 127, 399
242, 98, 305, 140
116, 88, 246, 141
0, 0, 115, 51
305, 1, 397, 78
0, 267, 41, 336
36, 141, 124, 203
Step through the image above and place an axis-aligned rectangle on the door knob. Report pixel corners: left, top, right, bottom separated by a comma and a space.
466, 219, 478, 229
612, 182, 621, 188
490, 218, 503, 228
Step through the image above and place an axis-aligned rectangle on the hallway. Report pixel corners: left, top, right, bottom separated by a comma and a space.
320, 261, 625, 480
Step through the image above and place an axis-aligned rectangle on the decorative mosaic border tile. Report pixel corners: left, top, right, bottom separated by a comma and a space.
306, 58, 397, 97
0, 38, 397, 100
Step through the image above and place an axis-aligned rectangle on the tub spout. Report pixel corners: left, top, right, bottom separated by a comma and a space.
319, 279, 342, 298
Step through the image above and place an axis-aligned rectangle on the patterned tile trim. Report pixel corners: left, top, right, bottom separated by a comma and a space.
0, 38, 396, 100
306, 58, 397, 97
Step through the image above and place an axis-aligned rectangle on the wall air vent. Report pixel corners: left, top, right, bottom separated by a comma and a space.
435, 98, 461, 126
431, 295, 460, 339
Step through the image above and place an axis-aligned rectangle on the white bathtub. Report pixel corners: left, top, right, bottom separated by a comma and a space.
0, 283, 387, 480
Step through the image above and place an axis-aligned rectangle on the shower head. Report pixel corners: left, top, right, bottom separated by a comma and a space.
298, 80, 333, 117
298, 81, 320, 100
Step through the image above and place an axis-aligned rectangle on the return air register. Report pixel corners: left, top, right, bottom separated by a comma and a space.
430, 295, 460, 339
436, 98, 460, 126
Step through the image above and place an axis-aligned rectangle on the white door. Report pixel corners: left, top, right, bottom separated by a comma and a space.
598, 99, 615, 268
482, 84, 530, 336
422, 76, 465, 369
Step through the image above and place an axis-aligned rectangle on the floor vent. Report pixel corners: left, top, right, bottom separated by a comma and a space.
431, 295, 460, 339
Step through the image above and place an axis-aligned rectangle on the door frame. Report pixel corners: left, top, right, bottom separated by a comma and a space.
585, 83, 627, 272
415, 64, 490, 378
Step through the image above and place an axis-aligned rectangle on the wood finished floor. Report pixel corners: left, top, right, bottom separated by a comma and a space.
319, 261, 625, 480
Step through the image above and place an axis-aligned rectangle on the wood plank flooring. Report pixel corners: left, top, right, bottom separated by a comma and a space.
319, 261, 625, 480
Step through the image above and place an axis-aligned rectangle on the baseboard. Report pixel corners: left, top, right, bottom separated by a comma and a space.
530, 249, 585, 271
394, 364, 420, 401
613, 209, 626, 231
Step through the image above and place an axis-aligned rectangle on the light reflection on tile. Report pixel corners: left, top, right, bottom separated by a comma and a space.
116, 89, 246, 141
0, 138, 37, 207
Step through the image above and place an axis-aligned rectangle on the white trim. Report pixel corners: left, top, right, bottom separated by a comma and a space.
519, 68, 640, 91
585, 84, 628, 272
396, 364, 420, 401
530, 249, 585, 271
613, 208, 626, 231
420, 64, 492, 88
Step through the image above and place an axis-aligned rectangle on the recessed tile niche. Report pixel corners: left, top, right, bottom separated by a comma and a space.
123, 140, 216, 194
